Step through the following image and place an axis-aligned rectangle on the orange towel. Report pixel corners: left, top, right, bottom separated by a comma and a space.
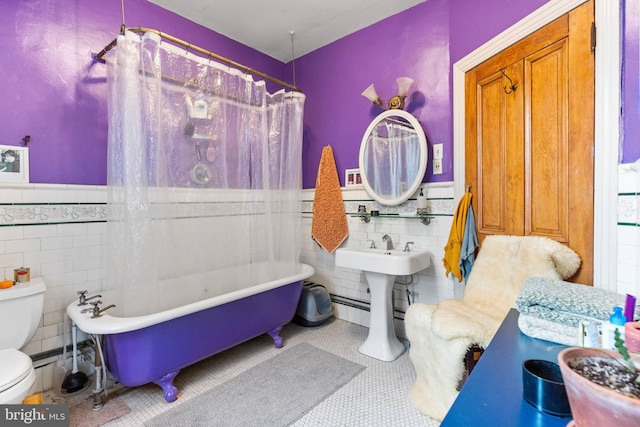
311, 146, 349, 253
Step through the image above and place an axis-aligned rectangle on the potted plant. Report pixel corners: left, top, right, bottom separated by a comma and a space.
558, 331, 640, 426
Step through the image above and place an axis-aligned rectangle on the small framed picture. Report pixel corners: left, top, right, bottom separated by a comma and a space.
0, 145, 29, 183
345, 168, 362, 187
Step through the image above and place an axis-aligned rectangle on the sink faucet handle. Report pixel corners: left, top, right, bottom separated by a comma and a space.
369, 239, 376, 249
404, 242, 415, 252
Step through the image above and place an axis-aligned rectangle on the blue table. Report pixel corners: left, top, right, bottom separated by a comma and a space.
441, 309, 572, 427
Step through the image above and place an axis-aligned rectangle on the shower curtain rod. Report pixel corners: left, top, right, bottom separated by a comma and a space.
95, 26, 301, 92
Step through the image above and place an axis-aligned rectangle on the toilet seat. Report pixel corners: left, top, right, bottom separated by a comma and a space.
0, 349, 33, 393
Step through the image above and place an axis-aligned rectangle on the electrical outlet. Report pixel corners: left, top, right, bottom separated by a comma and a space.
433, 143, 443, 160
433, 158, 443, 175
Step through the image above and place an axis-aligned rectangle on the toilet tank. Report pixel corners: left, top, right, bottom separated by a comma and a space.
0, 278, 46, 350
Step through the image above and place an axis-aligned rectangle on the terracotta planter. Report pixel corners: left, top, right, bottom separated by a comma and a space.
625, 322, 640, 352
558, 348, 640, 427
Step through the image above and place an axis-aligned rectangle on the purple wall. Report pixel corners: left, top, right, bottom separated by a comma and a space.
623, 0, 640, 164
296, 0, 451, 187
448, 0, 550, 64
1, 0, 637, 186
297, 0, 554, 188
0, 0, 285, 185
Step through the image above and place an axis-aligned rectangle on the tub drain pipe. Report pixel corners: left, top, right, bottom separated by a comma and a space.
92, 335, 106, 410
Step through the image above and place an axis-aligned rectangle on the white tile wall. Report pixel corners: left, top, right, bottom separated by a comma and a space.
0, 183, 107, 395
617, 162, 640, 298
3, 169, 639, 396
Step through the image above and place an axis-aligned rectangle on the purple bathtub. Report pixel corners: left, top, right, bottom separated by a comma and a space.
67, 263, 314, 401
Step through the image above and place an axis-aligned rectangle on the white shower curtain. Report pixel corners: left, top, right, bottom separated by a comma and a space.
105, 31, 305, 316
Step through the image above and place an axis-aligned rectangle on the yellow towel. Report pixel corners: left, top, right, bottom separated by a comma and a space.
442, 192, 473, 282
311, 146, 349, 253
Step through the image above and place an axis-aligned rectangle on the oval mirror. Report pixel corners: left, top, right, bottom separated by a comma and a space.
358, 110, 428, 206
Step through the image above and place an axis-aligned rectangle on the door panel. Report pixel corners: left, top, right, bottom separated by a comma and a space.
477, 72, 507, 234
473, 63, 525, 236
526, 40, 569, 241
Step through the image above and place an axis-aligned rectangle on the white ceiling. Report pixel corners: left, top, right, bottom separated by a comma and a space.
148, 0, 426, 62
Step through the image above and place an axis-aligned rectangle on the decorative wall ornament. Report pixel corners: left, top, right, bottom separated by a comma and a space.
0, 145, 29, 183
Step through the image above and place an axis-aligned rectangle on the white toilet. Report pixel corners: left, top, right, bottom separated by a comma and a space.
0, 278, 46, 404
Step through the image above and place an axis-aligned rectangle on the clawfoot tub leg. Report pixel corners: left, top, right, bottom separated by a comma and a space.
153, 370, 180, 402
268, 326, 284, 348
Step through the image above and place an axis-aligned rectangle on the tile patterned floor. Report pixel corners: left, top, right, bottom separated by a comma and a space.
50, 319, 439, 426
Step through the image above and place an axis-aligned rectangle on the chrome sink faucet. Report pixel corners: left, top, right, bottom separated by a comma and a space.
382, 234, 394, 250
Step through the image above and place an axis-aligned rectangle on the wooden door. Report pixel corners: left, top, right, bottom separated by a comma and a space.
465, 0, 594, 284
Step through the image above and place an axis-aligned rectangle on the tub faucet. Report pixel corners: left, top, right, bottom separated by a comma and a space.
94, 304, 116, 319
81, 300, 116, 318
77, 290, 102, 306
382, 234, 394, 250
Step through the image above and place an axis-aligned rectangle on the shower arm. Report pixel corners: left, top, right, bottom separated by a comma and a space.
94, 26, 301, 93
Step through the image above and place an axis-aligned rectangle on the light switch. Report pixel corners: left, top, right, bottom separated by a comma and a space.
433, 144, 443, 160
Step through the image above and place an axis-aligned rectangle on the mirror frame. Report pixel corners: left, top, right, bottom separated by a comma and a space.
358, 109, 428, 206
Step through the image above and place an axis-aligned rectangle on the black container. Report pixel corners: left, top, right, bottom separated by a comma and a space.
293, 281, 334, 327
522, 359, 572, 418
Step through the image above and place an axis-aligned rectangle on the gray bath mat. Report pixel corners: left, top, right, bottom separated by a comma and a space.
145, 342, 365, 426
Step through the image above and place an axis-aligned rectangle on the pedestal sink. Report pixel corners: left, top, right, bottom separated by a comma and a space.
335, 246, 431, 361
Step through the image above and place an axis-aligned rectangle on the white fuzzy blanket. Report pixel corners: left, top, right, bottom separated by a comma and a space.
405, 235, 581, 421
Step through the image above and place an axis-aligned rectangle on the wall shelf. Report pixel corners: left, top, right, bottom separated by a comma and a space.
350, 213, 434, 225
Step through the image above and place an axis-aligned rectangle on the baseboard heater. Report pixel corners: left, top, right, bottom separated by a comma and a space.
30, 340, 93, 364
330, 294, 406, 321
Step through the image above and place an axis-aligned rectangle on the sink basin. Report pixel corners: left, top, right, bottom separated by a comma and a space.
335, 247, 431, 276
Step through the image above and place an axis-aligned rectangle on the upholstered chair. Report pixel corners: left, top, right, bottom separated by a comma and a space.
404, 235, 581, 421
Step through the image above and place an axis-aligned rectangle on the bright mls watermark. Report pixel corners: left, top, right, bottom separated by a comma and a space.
1, 405, 69, 426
